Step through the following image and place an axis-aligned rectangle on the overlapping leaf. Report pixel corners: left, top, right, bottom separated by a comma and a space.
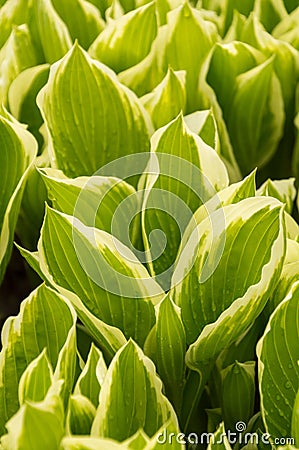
0, 284, 76, 434
37, 44, 152, 177
38, 206, 162, 345
257, 281, 299, 439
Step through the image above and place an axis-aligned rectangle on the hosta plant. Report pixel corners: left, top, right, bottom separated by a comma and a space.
0, 0, 299, 449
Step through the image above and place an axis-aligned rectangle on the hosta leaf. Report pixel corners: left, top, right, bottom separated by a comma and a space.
141, 68, 186, 129
15, 246, 45, 281
257, 178, 296, 214
172, 196, 285, 347
39, 207, 162, 345
30, 0, 72, 64
265, 239, 299, 316
0, 24, 38, 106
86, 0, 112, 17
74, 343, 107, 407
179, 170, 256, 253
226, 58, 285, 174
221, 0, 254, 35
184, 109, 220, 153
207, 41, 263, 124
153, 294, 186, 411
8, 64, 50, 146
0, 0, 30, 49
254, 0, 287, 32
105, 0, 125, 20
292, 390, 299, 445
89, 2, 158, 72
0, 284, 76, 434
272, 8, 299, 50
141, 114, 228, 289
1, 381, 65, 449
119, 3, 218, 111
18, 349, 53, 405
37, 43, 151, 177
40, 169, 138, 245
61, 437, 130, 449
0, 116, 37, 283
52, 0, 104, 49
91, 340, 178, 441
66, 394, 96, 435
257, 281, 299, 439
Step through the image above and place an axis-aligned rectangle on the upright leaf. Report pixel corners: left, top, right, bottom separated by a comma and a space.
0, 25, 38, 106
66, 394, 96, 435
74, 343, 107, 407
91, 340, 178, 441
0, 284, 76, 434
0, 0, 30, 49
257, 281, 299, 439
0, 116, 37, 283
37, 44, 151, 177
39, 207, 162, 345
52, 0, 104, 49
89, 2, 158, 72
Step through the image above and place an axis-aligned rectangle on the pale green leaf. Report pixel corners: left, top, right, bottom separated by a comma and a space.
257, 178, 296, 214
0, 0, 30, 49
89, 2, 157, 72
61, 436, 130, 449
105, 0, 125, 20
207, 422, 232, 450
37, 43, 152, 177
272, 7, 299, 50
31, 0, 72, 64
0, 116, 37, 283
38, 207, 162, 345
119, 3, 218, 112
91, 340, 179, 441
66, 394, 96, 435
226, 58, 285, 174
40, 169, 138, 245
0, 284, 76, 434
0, 24, 38, 106
18, 349, 53, 405
8, 64, 50, 146
254, 0, 287, 32
173, 197, 285, 347
74, 343, 107, 407
141, 114, 228, 289
154, 294, 186, 411
257, 281, 299, 439
141, 68, 186, 129
184, 109, 220, 153
1, 381, 65, 449
220, 0, 254, 35
52, 0, 104, 49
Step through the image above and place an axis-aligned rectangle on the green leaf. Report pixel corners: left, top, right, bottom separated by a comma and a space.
221, 361, 255, 431
254, 0, 288, 32
18, 349, 53, 405
227, 58, 285, 174
291, 389, 299, 446
89, 2, 157, 72
257, 178, 296, 214
220, 0, 255, 35
0, 284, 76, 434
30, 0, 72, 64
15, 245, 45, 281
74, 343, 107, 407
141, 114, 228, 289
0, 0, 30, 49
154, 294, 186, 411
61, 437, 130, 449
66, 394, 96, 435
37, 43, 152, 177
0, 24, 38, 106
207, 41, 263, 125
184, 109, 220, 153
52, 0, 104, 49
257, 281, 299, 439
39, 206, 162, 346
272, 8, 299, 50
0, 116, 37, 283
8, 64, 50, 146
40, 169, 138, 244
173, 196, 285, 347
91, 340, 178, 441
1, 381, 65, 449
141, 68, 186, 129
119, 3, 218, 112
